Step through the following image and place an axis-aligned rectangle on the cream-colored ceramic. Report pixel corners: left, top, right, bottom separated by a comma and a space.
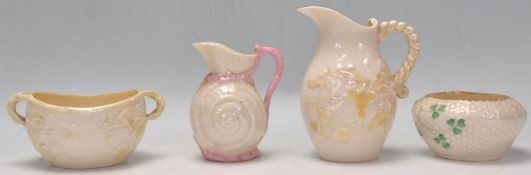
191, 42, 284, 162
298, 6, 420, 162
7, 90, 165, 169
412, 92, 526, 161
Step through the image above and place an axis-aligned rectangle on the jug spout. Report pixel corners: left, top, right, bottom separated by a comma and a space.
298, 6, 377, 35
193, 42, 256, 74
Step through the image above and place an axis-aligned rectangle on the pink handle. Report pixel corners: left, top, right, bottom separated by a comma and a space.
254, 45, 284, 117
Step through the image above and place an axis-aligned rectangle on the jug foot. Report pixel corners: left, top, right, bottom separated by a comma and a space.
200, 147, 260, 162
49, 159, 126, 169
318, 153, 378, 163
319, 156, 378, 163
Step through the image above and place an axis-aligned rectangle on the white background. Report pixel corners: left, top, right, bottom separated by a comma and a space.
1, 0, 530, 174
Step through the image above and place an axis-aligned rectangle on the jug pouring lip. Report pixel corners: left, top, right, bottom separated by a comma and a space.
193, 42, 258, 74
193, 42, 257, 58
297, 6, 378, 32
25, 89, 145, 111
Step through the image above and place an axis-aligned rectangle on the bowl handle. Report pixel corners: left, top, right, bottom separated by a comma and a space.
141, 90, 166, 120
7, 92, 32, 126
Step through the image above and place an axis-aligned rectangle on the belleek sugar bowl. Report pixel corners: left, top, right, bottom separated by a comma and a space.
412, 91, 526, 161
7, 90, 165, 169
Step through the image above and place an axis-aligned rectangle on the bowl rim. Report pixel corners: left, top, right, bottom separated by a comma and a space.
426, 91, 510, 101
27, 90, 143, 111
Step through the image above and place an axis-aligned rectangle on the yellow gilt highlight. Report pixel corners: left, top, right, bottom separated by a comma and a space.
347, 90, 376, 119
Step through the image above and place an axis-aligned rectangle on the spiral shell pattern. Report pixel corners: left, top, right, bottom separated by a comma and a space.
191, 81, 266, 155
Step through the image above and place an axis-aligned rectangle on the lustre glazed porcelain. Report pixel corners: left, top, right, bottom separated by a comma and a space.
191, 42, 284, 162
298, 6, 420, 162
7, 90, 165, 169
412, 91, 526, 161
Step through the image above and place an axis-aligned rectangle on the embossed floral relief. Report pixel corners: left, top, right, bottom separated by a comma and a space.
100, 101, 146, 160
120, 101, 147, 139
25, 112, 56, 161
26, 109, 83, 162
303, 67, 396, 143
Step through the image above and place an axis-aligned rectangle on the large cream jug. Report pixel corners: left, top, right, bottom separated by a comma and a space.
298, 6, 420, 162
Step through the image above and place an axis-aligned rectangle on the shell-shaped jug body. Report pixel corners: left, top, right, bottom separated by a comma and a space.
191, 79, 266, 162
191, 42, 269, 162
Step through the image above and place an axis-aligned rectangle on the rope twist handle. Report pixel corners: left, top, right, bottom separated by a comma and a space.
378, 20, 420, 98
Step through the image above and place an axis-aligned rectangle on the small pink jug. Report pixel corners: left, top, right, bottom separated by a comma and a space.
190, 42, 284, 162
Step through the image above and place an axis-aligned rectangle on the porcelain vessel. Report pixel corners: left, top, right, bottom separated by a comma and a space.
298, 6, 420, 162
7, 90, 165, 169
190, 42, 284, 162
412, 92, 526, 161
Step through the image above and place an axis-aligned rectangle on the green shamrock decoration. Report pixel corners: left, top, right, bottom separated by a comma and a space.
428, 104, 467, 150
433, 133, 450, 149
430, 104, 446, 119
447, 118, 466, 135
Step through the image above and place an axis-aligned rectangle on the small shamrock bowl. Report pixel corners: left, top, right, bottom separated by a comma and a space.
412, 91, 526, 161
